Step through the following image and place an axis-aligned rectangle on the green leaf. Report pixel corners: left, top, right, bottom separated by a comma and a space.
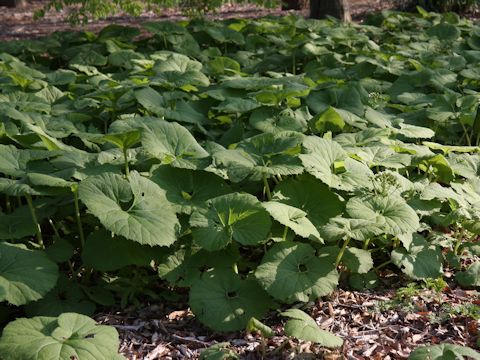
255, 242, 338, 303
212, 97, 262, 113
189, 270, 271, 332
141, 118, 209, 169
309, 106, 345, 134
273, 174, 343, 232
190, 193, 271, 251
212, 131, 304, 182
0, 313, 124, 360
455, 262, 480, 288
45, 238, 74, 263
321, 217, 382, 242
409, 343, 480, 360
0, 242, 58, 306
158, 246, 238, 287
343, 247, 373, 274
82, 230, 164, 271
427, 22, 460, 41
281, 309, 343, 348
208, 57, 241, 75
150, 166, 231, 214
249, 107, 309, 134
79, 171, 179, 247
103, 130, 141, 151
391, 234, 443, 280
262, 202, 322, 242
200, 342, 239, 360
346, 194, 420, 236
300, 137, 373, 191
348, 271, 378, 290
25, 276, 95, 317
246, 317, 274, 338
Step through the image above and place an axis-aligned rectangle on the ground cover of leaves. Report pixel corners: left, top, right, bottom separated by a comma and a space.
97, 281, 479, 359
1, 2, 480, 360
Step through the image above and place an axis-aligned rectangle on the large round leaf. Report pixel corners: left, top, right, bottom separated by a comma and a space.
273, 174, 343, 232
158, 246, 239, 287
346, 194, 420, 236
212, 131, 304, 182
391, 235, 443, 280
189, 270, 271, 332
300, 136, 373, 191
190, 193, 271, 251
141, 118, 209, 169
0, 242, 58, 306
150, 166, 231, 214
321, 217, 383, 242
82, 230, 165, 271
0, 312, 123, 360
255, 242, 338, 303
79, 171, 180, 247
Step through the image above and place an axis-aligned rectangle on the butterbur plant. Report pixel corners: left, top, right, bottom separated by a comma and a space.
0, 10, 480, 358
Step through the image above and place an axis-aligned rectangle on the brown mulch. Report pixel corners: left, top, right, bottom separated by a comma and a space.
95, 282, 480, 359
0, 0, 393, 42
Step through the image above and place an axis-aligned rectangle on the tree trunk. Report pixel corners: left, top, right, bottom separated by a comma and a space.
0, 0, 25, 7
310, 0, 351, 22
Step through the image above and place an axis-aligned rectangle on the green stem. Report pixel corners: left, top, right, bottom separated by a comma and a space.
48, 218, 61, 238
282, 226, 289, 241
460, 122, 472, 146
25, 194, 43, 248
363, 238, 371, 250
5, 195, 11, 213
335, 237, 351, 266
454, 227, 465, 255
123, 148, 130, 177
374, 259, 392, 271
263, 175, 272, 201
72, 187, 85, 249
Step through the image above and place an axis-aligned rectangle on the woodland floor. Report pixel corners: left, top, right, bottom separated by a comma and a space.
0, 0, 394, 41
97, 272, 480, 359
1, 1, 480, 359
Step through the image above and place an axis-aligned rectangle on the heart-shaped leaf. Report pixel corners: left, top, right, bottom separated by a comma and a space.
346, 194, 420, 236
0, 313, 124, 360
190, 193, 271, 251
255, 242, 338, 303
300, 136, 373, 191
79, 171, 180, 246
189, 270, 271, 332
150, 165, 231, 214
391, 235, 443, 280
0, 242, 58, 306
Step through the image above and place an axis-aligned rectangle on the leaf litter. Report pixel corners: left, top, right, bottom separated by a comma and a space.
96, 278, 480, 359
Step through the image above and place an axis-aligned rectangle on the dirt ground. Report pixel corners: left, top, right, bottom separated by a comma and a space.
0, 0, 392, 42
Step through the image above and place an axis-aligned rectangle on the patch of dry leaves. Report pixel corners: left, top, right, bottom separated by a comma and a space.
95, 282, 479, 359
